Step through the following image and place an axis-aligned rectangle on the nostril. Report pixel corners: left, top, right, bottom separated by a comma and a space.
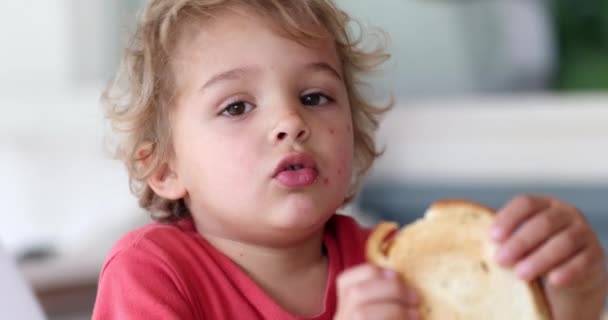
296, 129, 307, 139
277, 132, 287, 140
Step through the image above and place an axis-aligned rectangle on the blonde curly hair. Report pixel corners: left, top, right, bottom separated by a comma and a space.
104, 0, 391, 221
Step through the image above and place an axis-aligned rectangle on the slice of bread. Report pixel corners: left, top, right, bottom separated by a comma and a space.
366, 199, 552, 320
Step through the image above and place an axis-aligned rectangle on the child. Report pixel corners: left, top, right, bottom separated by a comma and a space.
93, 0, 608, 319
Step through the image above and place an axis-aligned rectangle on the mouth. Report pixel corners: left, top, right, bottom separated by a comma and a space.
285, 164, 305, 171
272, 153, 317, 177
272, 153, 319, 188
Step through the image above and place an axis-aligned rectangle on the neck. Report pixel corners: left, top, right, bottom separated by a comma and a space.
201, 228, 329, 316
203, 229, 326, 278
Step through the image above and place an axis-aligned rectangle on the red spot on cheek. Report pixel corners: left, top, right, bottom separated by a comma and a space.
329, 128, 335, 135
347, 125, 352, 133
337, 169, 342, 175
323, 178, 329, 185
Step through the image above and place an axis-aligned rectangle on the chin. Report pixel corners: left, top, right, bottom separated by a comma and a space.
272, 196, 336, 231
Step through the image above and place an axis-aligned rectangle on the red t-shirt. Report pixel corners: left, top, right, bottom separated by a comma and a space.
92, 214, 370, 319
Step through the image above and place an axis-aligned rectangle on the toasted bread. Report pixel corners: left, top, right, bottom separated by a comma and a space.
366, 199, 552, 320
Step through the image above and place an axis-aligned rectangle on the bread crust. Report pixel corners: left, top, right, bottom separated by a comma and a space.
366, 199, 552, 320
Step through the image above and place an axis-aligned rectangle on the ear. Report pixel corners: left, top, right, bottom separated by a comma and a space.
147, 161, 187, 200
137, 145, 186, 200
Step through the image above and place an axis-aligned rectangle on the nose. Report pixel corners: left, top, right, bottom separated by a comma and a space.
269, 111, 310, 145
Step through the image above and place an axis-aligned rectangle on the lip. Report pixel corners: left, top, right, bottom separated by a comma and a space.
272, 152, 318, 178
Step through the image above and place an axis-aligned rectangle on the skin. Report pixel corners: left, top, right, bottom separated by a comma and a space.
491, 195, 608, 320
335, 266, 421, 320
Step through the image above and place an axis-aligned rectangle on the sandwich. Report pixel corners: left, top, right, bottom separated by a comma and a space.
366, 199, 552, 320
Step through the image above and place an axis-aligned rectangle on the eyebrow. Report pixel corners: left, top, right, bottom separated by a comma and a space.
199, 67, 260, 92
305, 62, 343, 81
199, 61, 343, 92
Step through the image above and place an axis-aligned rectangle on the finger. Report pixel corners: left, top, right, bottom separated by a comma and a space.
496, 207, 570, 266
337, 264, 383, 295
352, 303, 420, 320
512, 223, 587, 281
337, 265, 420, 304
491, 195, 551, 242
547, 244, 605, 289
382, 270, 421, 305
344, 275, 420, 308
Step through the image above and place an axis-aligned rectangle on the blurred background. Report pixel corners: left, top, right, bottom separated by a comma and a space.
1, 0, 606, 319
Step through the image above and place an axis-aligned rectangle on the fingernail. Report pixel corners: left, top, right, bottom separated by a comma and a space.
496, 247, 515, 265
383, 269, 397, 279
490, 227, 505, 241
548, 271, 566, 287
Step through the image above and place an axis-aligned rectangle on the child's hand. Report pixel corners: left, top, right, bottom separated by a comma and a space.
491, 195, 608, 320
335, 264, 420, 320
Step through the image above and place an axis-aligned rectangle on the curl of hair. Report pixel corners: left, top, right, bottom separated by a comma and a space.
103, 0, 391, 222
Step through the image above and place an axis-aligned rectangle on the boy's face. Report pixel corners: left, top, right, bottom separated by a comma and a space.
165, 12, 354, 244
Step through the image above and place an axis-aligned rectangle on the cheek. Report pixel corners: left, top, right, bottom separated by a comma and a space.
342, 122, 355, 158
182, 136, 258, 188
217, 139, 260, 177
327, 123, 354, 182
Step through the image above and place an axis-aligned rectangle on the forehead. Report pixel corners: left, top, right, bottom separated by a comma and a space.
171, 8, 340, 67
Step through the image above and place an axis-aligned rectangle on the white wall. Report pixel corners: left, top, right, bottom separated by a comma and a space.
0, 0, 118, 129
0, 1, 71, 92
0, 0, 139, 256
0, 87, 143, 256
337, 0, 555, 97
373, 94, 608, 186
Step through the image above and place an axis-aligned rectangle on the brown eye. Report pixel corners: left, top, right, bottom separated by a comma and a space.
221, 101, 254, 117
300, 92, 333, 106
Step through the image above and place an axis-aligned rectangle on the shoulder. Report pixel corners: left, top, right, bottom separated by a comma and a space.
101, 218, 201, 275
93, 219, 204, 319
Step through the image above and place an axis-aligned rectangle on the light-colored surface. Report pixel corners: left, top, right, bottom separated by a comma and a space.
0, 86, 145, 257
0, 86, 148, 293
338, 0, 555, 96
0, 0, 117, 92
0, 246, 45, 320
0, 1, 554, 99
373, 94, 608, 185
